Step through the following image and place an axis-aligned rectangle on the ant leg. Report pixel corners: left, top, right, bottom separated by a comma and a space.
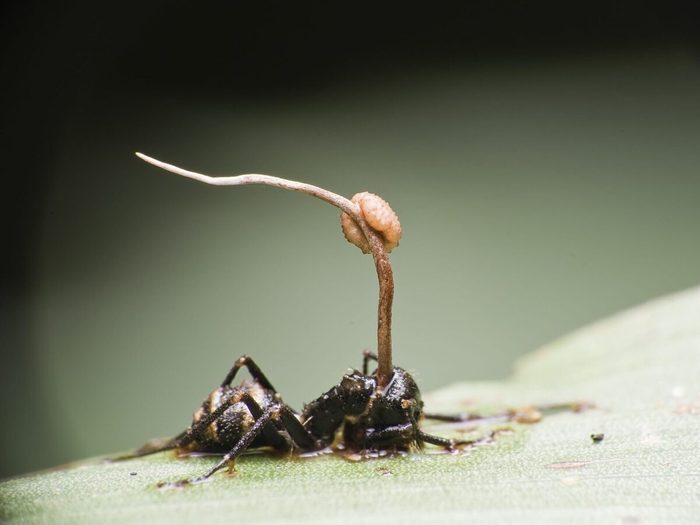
363, 425, 473, 451
236, 392, 291, 451
274, 406, 318, 451
238, 392, 318, 451
419, 429, 498, 450
422, 412, 508, 423
423, 402, 589, 425
424, 403, 574, 425
197, 406, 277, 480
417, 430, 462, 449
362, 350, 378, 375
220, 355, 277, 391
364, 422, 415, 446
364, 423, 476, 451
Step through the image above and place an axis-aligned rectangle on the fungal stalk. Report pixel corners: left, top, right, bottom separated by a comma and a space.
136, 153, 401, 389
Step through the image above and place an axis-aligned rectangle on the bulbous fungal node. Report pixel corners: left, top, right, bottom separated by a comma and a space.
341, 192, 402, 254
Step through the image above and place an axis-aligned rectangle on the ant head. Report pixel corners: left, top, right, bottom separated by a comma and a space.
376, 367, 424, 423
339, 370, 375, 415
341, 367, 425, 451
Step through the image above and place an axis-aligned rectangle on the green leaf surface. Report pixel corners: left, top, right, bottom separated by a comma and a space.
3, 287, 700, 524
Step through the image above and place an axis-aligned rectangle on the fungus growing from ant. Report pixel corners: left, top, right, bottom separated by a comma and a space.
119, 153, 567, 484
135, 152, 398, 388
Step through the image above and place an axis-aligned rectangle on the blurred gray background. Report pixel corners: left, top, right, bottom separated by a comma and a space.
2, 2, 699, 478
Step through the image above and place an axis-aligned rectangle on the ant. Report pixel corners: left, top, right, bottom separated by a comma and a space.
117, 351, 480, 483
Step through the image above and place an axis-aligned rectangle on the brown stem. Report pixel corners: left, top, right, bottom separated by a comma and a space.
135, 153, 395, 388
361, 227, 393, 388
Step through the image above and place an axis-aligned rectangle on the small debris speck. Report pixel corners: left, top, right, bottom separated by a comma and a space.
513, 406, 542, 424
546, 461, 587, 470
673, 404, 700, 415
130, 472, 138, 476
591, 433, 604, 443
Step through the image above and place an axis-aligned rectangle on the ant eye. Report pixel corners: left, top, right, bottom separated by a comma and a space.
341, 376, 360, 390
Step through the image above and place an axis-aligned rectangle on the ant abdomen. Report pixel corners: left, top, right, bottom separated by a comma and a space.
187, 381, 285, 453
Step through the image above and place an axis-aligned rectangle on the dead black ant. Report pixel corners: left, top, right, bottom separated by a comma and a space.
118, 351, 479, 483
118, 154, 553, 483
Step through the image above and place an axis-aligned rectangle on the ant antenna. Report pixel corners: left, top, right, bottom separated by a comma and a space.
135, 153, 397, 389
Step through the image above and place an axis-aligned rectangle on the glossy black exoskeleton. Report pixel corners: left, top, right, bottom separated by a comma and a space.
120, 351, 469, 482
